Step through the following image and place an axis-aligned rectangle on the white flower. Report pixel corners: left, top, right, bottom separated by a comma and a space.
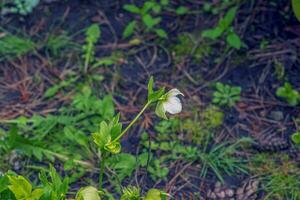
155, 88, 184, 119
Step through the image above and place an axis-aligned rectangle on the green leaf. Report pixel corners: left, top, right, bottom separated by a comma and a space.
92, 57, 115, 68
75, 186, 101, 200
104, 141, 121, 154
291, 132, 300, 144
92, 121, 111, 150
83, 24, 101, 67
226, 32, 242, 49
107, 153, 137, 182
276, 83, 300, 106
123, 4, 140, 14
110, 114, 122, 140
149, 88, 165, 102
213, 92, 223, 98
176, 6, 188, 15
230, 86, 242, 95
201, 27, 224, 40
39, 165, 69, 200
44, 85, 60, 98
31, 189, 44, 200
141, 2, 156, 15
144, 189, 167, 200
155, 29, 168, 38
86, 24, 101, 43
138, 152, 152, 167
147, 77, 165, 102
215, 82, 225, 92
160, 0, 169, 6
142, 15, 161, 29
92, 114, 122, 152
123, 21, 137, 38
147, 76, 154, 99
292, 0, 300, 22
219, 6, 237, 29
121, 186, 140, 200
100, 95, 115, 119
8, 175, 43, 200
0, 176, 9, 193
152, 4, 161, 13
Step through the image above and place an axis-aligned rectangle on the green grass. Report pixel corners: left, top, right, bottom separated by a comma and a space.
250, 154, 300, 200
0, 32, 35, 61
199, 137, 251, 183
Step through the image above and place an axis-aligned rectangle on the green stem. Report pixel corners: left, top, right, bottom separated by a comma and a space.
113, 101, 152, 142
99, 151, 106, 191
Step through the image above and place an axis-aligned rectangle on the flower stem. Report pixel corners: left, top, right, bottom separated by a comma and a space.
99, 151, 106, 191
113, 101, 152, 142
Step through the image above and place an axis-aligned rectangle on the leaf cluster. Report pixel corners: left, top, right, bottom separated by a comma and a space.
212, 82, 241, 107
0, 86, 115, 172
276, 82, 300, 106
202, 7, 242, 49
2, 0, 39, 15
291, 132, 300, 148
92, 114, 122, 154
123, 0, 187, 39
123, 1, 168, 38
0, 32, 35, 61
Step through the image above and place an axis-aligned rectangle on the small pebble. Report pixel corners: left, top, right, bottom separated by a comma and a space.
210, 192, 217, 199
217, 191, 226, 198
246, 188, 255, 197
225, 188, 234, 197
252, 180, 259, 189
269, 111, 284, 121
236, 188, 244, 195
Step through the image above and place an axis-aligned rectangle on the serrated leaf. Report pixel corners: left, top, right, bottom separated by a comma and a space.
100, 95, 115, 119
107, 153, 137, 182
86, 24, 101, 43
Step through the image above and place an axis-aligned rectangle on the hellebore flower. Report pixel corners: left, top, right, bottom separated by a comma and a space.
155, 88, 184, 119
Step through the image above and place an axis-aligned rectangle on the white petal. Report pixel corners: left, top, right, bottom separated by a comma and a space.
167, 88, 184, 97
162, 96, 182, 114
